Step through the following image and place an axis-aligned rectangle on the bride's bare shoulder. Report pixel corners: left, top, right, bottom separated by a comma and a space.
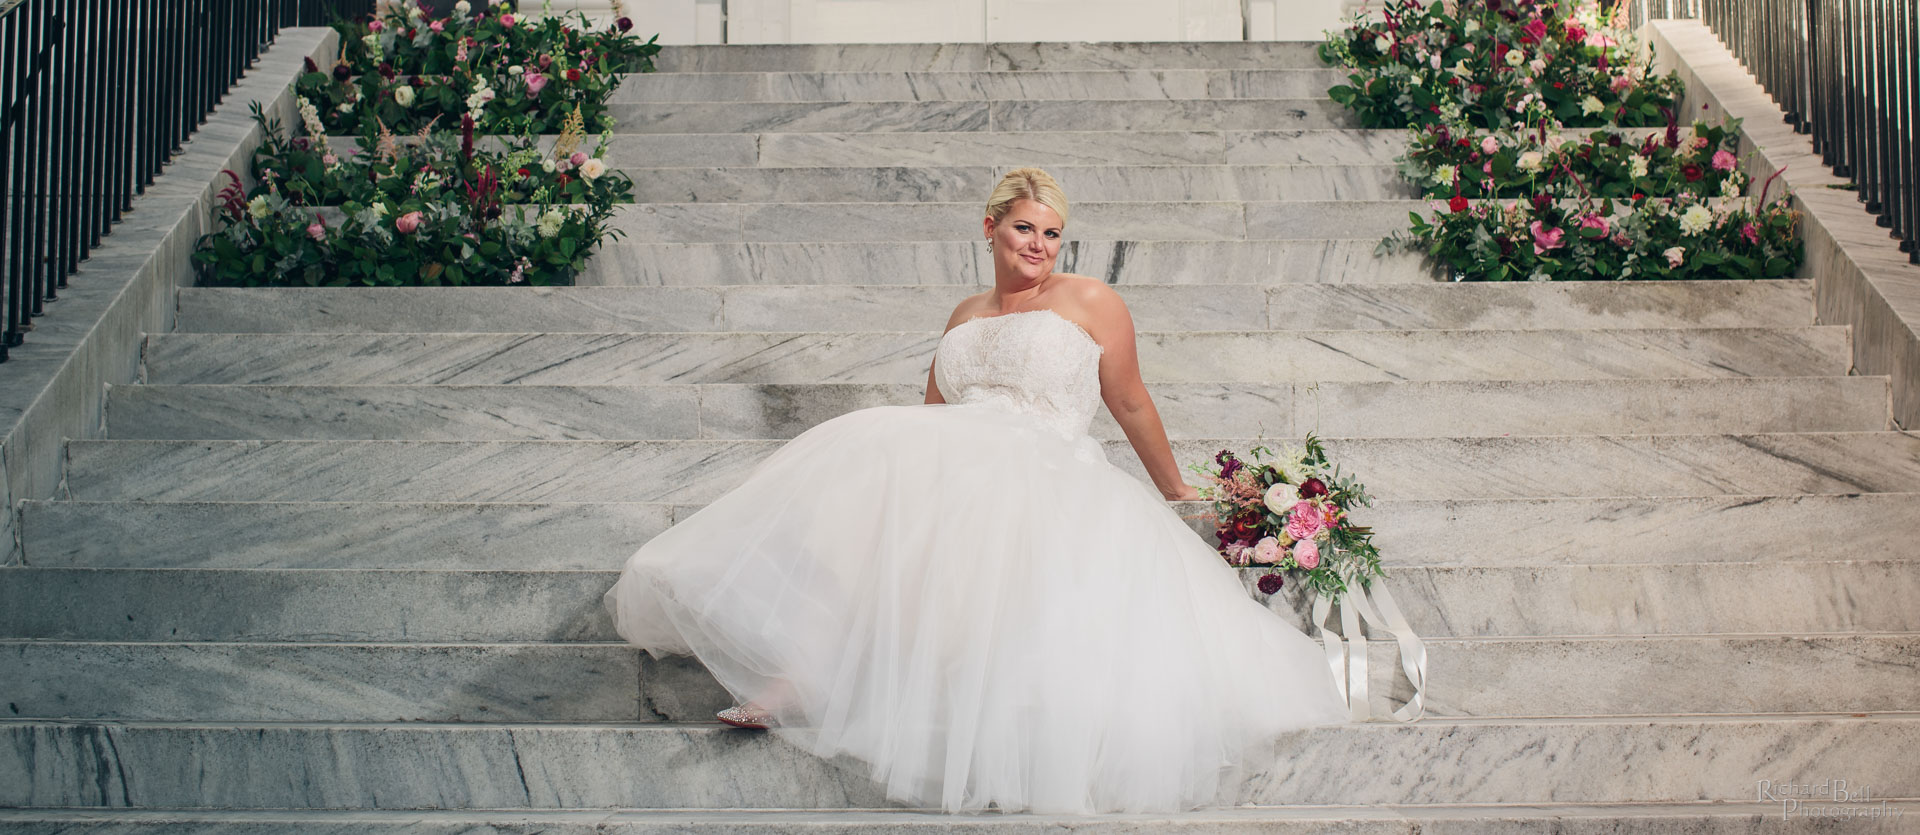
1052, 275, 1131, 325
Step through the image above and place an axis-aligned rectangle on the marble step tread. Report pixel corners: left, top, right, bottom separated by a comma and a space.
4, 635, 1917, 723
23, 494, 1917, 571
138, 327, 1852, 387
603, 99, 1356, 134
102, 376, 1890, 442
7, 561, 1916, 642
611, 69, 1352, 102
4, 715, 1916, 808
593, 128, 1658, 168
651, 42, 1331, 73
171, 281, 1818, 334
60, 433, 1920, 504
604, 199, 1450, 242
563, 240, 1441, 286
616, 163, 1417, 203
5, 804, 1918, 834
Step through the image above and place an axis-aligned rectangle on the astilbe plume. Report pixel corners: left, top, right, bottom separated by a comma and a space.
552, 107, 586, 162
375, 117, 401, 164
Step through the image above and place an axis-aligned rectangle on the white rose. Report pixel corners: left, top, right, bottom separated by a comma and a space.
1580, 95, 1604, 116
1375, 35, 1393, 54
1678, 204, 1714, 235
453, 0, 470, 13
1663, 246, 1686, 267
508, 65, 523, 75
579, 158, 607, 181
1264, 482, 1300, 514
1516, 150, 1545, 173
541, 158, 556, 173
1545, 134, 1567, 153
1464, 18, 1480, 34
1505, 48, 1526, 66
393, 84, 415, 108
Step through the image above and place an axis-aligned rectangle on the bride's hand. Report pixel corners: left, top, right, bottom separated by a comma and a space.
1161, 482, 1202, 502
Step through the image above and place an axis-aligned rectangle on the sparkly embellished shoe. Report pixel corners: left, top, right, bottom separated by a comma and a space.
716, 704, 775, 729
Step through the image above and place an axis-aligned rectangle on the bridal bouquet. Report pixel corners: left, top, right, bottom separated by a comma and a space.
1188, 435, 1385, 602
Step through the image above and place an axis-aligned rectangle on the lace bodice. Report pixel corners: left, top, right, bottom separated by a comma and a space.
933, 309, 1105, 440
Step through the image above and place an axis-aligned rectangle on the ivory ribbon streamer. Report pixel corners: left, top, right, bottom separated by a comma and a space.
1300, 572, 1428, 723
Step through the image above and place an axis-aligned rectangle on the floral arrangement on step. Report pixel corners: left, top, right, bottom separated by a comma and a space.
190, 104, 620, 287
1318, 0, 1682, 130
1387, 169, 1802, 281
304, 0, 659, 136
1400, 115, 1749, 200
1188, 436, 1384, 602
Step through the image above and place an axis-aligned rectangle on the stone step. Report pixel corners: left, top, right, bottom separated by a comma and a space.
103, 377, 1890, 441
4, 635, 1917, 722
604, 99, 1355, 134
7, 561, 1914, 642
24, 494, 1918, 570
172, 281, 1818, 334
598, 128, 1649, 168
573, 240, 1436, 286
617, 164, 1416, 203
60, 433, 1920, 504
4, 804, 1917, 834
650, 42, 1331, 73
138, 328, 1851, 386
611, 69, 1352, 102
603, 199, 1415, 242
3, 715, 1914, 808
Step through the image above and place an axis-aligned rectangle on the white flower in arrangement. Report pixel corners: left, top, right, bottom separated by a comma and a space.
1580, 95, 1604, 116
1516, 150, 1545, 173
1262, 482, 1298, 514
393, 85, 416, 108
1428, 53, 1441, 70
247, 195, 271, 219
1464, 18, 1480, 34
1374, 35, 1393, 54
1448, 59, 1472, 79
372, 202, 389, 217
1664, 245, 1686, 267
465, 88, 496, 112
1505, 48, 1526, 67
453, 0, 471, 13
537, 209, 566, 237
541, 158, 557, 173
409, 5, 425, 20
1545, 134, 1567, 153
579, 158, 607, 181
1528, 270, 1551, 282
1678, 204, 1714, 235
1529, 58, 1546, 75
509, 65, 523, 76
1628, 155, 1649, 179
1720, 178, 1742, 198
1432, 164, 1457, 185
337, 102, 354, 114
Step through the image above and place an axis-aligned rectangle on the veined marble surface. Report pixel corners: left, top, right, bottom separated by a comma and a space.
612, 69, 1351, 103
2, 717, 1914, 808
172, 281, 1814, 334
59, 432, 1920, 503
6, 561, 1917, 643
23, 494, 1919, 571
618, 164, 1417, 204
650, 42, 1330, 73
572, 240, 1438, 286
104, 377, 1890, 441
605, 99, 1356, 133
139, 327, 1852, 386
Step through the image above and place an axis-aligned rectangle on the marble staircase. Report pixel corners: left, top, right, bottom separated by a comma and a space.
5, 40, 1919, 832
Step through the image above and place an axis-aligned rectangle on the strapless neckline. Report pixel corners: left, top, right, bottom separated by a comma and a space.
952, 308, 1099, 352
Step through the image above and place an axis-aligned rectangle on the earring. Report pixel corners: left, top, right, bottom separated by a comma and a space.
987, 239, 994, 252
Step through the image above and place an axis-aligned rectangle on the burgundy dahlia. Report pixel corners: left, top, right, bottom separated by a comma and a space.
1298, 477, 1329, 498
1256, 574, 1285, 595
616, 16, 633, 32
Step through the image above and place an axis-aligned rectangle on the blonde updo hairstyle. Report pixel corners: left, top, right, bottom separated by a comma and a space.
985, 167, 1070, 230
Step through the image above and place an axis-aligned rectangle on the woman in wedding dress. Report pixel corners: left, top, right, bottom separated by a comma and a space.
603, 167, 1350, 815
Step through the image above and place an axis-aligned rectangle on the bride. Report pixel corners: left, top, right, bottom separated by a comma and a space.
603, 167, 1350, 815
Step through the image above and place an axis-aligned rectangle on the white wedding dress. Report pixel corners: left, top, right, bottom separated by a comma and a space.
603, 308, 1350, 814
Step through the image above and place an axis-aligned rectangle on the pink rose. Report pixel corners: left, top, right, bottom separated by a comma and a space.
429, 19, 445, 32
395, 211, 424, 234
1284, 500, 1326, 542
569, 151, 588, 166
1481, 136, 1499, 155
306, 219, 326, 241
1292, 538, 1320, 570
1712, 149, 1737, 171
1529, 220, 1565, 254
500, 13, 515, 27
1585, 31, 1619, 48
369, 20, 384, 32
1579, 213, 1609, 236
524, 72, 548, 96
1692, 135, 1711, 150
1224, 543, 1252, 566
1252, 536, 1281, 564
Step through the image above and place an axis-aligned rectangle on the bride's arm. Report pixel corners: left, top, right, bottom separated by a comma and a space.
924, 299, 977, 404
1077, 283, 1200, 502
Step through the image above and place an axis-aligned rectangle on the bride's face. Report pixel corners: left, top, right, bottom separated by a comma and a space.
986, 199, 1063, 282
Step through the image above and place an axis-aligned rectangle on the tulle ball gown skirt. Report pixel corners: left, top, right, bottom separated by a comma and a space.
603, 401, 1350, 814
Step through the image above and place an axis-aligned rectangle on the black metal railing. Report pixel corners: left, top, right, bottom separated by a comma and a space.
1632, 0, 1919, 265
0, 0, 373, 364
